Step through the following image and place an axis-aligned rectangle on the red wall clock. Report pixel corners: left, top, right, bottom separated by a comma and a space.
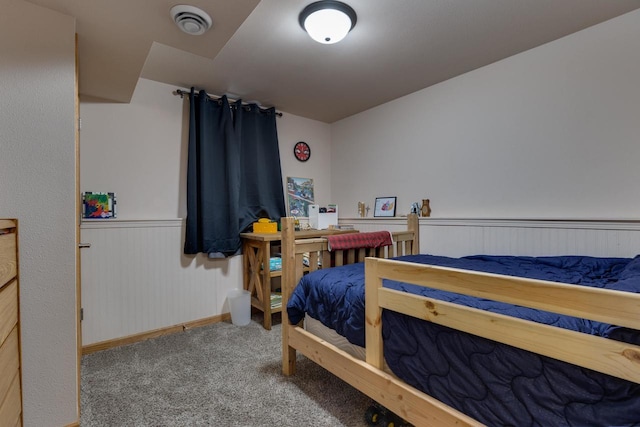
294, 141, 311, 162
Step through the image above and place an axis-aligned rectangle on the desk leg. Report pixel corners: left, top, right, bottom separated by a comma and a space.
243, 239, 272, 330
242, 239, 250, 294
262, 243, 272, 330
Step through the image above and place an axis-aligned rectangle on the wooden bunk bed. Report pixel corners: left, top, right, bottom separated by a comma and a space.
280, 214, 640, 426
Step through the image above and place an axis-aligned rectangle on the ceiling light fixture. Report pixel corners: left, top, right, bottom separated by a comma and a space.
299, 1, 357, 44
170, 5, 212, 36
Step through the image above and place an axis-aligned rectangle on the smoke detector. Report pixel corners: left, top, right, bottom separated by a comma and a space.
170, 5, 212, 35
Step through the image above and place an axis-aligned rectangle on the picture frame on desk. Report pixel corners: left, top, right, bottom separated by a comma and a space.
373, 196, 396, 217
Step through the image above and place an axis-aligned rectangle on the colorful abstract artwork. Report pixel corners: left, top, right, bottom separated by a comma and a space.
374, 196, 396, 217
83, 192, 116, 219
286, 177, 314, 217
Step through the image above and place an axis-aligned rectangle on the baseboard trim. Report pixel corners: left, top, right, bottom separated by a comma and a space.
82, 313, 231, 355
64, 421, 80, 427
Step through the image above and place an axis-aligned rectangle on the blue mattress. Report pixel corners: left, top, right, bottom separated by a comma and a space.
287, 254, 640, 426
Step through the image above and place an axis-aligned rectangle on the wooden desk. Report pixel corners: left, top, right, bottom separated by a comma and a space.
241, 228, 356, 329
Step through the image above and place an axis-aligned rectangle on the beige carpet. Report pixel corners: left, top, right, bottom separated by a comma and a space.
81, 315, 373, 426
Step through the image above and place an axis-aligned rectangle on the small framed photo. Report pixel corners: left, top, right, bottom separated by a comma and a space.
83, 192, 117, 219
374, 196, 396, 217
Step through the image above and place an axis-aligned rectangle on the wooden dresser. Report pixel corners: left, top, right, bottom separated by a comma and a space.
0, 219, 22, 426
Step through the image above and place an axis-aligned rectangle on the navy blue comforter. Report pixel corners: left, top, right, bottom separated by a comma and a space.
287, 254, 640, 426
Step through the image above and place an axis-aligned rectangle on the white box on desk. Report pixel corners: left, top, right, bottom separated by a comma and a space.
308, 204, 338, 230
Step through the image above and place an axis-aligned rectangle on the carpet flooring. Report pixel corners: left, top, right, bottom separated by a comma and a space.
81, 315, 373, 426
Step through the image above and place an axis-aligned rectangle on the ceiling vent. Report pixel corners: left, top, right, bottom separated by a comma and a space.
170, 5, 212, 35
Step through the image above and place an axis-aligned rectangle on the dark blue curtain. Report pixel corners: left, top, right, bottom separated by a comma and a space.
184, 89, 286, 257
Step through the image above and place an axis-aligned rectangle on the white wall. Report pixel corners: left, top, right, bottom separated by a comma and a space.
340, 217, 640, 258
0, 0, 77, 425
81, 79, 188, 219
79, 79, 332, 343
80, 220, 244, 345
331, 9, 640, 219
81, 78, 332, 219
278, 112, 334, 209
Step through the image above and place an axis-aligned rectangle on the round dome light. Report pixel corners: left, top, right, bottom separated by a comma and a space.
299, 1, 357, 44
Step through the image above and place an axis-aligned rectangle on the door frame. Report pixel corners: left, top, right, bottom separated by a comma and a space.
74, 32, 82, 421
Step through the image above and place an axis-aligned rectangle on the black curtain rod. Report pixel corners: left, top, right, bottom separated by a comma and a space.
174, 89, 283, 117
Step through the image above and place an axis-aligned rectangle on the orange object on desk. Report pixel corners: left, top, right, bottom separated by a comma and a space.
253, 219, 277, 233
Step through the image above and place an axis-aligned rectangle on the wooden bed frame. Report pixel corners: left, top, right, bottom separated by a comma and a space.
280, 214, 640, 426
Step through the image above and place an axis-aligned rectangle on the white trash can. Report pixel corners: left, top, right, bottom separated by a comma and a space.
227, 289, 251, 326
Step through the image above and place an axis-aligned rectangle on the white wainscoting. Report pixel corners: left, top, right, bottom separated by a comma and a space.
81, 217, 640, 345
80, 219, 243, 346
340, 217, 640, 258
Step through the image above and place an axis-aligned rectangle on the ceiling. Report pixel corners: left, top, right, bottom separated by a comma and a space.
27, 0, 640, 123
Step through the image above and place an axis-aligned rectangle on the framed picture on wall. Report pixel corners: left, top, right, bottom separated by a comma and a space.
373, 196, 396, 217
82, 192, 117, 219
286, 177, 314, 217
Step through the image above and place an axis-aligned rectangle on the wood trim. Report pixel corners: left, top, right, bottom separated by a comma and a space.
80, 217, 640, 230
81, 219, 184, 229
74, 31, 81, 421
64, 421, 80, 427
12, 222, 22, 427
82, 313, 230, 355
341, 217, 640, 231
